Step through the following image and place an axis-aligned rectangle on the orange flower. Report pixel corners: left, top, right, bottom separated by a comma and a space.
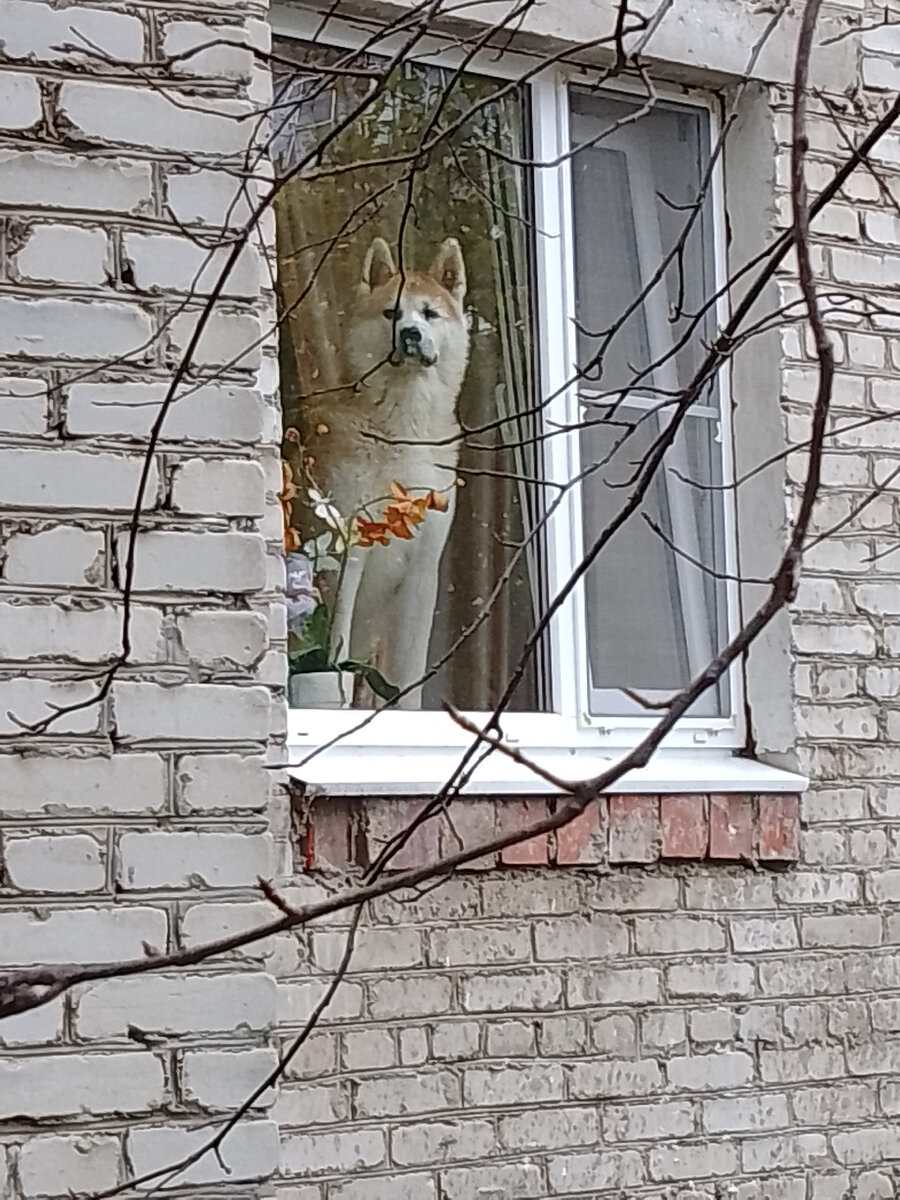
356, 518, 391, 547
356, 483, 449, 547
280, 460, 299, 552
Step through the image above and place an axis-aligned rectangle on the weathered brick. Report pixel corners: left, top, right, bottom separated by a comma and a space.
66, 381, 266, 442
634, 916, 725, 955
429, 924, 529, 966
0, 297, 152, 360
667, 1051, 754, 1091
649, 1141, 739, 1181
17, 1133, 121, 1198
391, 1119, 494, 1166
0, 752, 166, 816
547, 1149, 644, 1192
0, 1053, 164, 1118
569, 1058, 662, 1099
281, 1129, 385, 1177
0, 906, 166, 967
182, 1048, 277, 1110
463, 1063, 564, 1106
176, 753, 270, 813
660, 793, 708, 857
15, 224, 109, 287
127, 1122, 278, 1185
117, 830, 274, 889
0, 71, 42, 130
605, 1099, 694, 1141
115, 531, 266, 593
0, 447, 156, 511
75, 973, 276, 1039
568, 964, 661, 1006
5, 833, 105, 893
0, 376, 47, 433
442, 1163, 543, 1199
534, 914, 629, 960
355, 1071, 459, 1118
608, 794, 659, 863
703, 1093, 790, 1132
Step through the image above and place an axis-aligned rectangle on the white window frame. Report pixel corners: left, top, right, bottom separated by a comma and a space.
273, 4, 807, 795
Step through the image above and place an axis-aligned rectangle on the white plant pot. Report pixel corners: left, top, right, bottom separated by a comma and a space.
289, 670, 353, 709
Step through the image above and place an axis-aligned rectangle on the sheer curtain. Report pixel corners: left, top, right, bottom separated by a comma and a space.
570, 89, 728, 717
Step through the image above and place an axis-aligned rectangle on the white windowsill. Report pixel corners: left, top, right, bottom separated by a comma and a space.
287, 744, 807, 796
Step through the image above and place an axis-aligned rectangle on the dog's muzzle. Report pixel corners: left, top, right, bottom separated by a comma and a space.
396, 325, 437, 367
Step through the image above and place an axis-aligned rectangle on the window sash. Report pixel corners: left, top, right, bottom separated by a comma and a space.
272, 6, 743, 752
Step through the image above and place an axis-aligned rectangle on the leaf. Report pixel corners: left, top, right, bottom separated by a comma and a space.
297, 603, 330, 654
338, 659, 401, 702
288, 646, 333, 675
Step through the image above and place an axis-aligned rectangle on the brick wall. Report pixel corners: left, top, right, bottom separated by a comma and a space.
0, 0, 282, 1195
1, 1, 900, 1199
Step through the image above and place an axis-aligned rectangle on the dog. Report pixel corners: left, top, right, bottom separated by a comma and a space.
300, 236, 469, 708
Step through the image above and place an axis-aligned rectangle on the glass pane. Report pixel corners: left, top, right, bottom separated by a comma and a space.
570, 87, 729, 714
570, 89, 715, 394
273, 44, 543, 712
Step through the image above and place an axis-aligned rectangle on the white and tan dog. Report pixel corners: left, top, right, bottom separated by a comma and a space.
301, 236, 469, 707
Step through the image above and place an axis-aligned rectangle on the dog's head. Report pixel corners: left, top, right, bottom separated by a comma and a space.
348, 237, 468, 375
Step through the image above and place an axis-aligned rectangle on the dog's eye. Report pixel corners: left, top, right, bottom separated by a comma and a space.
382, 307, 399, 321
422, 305, 440, 321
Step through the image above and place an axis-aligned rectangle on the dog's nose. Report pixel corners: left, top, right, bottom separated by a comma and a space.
399, 326, 422, 348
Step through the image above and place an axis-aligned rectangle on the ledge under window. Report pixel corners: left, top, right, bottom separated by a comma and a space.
287, 743, 807, 797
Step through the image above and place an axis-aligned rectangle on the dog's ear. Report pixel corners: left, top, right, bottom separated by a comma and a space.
361, 237, 396, 291
429, 238, 466, 303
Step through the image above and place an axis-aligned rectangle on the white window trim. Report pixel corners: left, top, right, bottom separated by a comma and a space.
272, 4, 808, 796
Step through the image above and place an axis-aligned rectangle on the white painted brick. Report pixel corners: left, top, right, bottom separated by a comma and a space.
0, 376, 47, 433
313, 927, 424, 973
116, 531, 265, 593
863, 54, 900, 91
166, 167, 254, 228
1, 2, 144, 63
0, 448, 155, 512
176, 752, 270, 812
863, 23, 900, 55
0, 601, 163, 664
0, 905, 166, 966
793, 622, 876, 657
0, 1053, 164, 1118
18, 1134, 121, 1199
117, 829, 274, 889
176, 610, 268, 667
831, 248, 900, 288
865, 210, 900, 247
847, 332, 885, 368
278, 979, 365, 1024
163, 20, 254, 79
355, 1071, 459, 1118
281, 1129, 386, 1177
59, 83, 252, 155
75, 973, 276, 1038
0, 996, 63, 1047
113, 680, 271, 742
0, 752, 167, 816
0, 296, 152, 359
168, 309, 262, 369
171, 457, 266, 517
667, 1051, 754, 1091
0, 72, 42, 130
122, 231, 259, 297
180, 900, 278, 959
2, 525, 105, 586
5, 833, 105, 892
15, 224, 109, 286
127, 1122, 279, 1185
796, 704, 878, 740
444, 1163, 544, 1199
0, 678, 101, 735
182, 1048, 277, 1109
66, 381, 266, 442
0, 149, 152, 213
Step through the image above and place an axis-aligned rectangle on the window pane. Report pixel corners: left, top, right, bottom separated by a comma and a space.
273, 45, 543, 712
570, 87, 729, 715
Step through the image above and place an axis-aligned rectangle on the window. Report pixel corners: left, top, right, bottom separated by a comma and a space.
271, 10, 803, 794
